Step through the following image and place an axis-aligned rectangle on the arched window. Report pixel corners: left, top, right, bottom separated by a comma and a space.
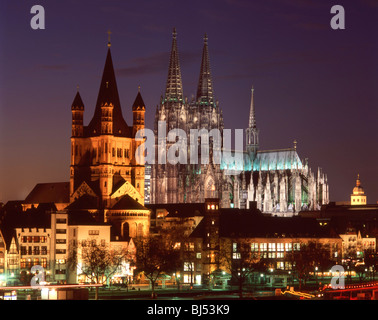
122, 222, 130, 239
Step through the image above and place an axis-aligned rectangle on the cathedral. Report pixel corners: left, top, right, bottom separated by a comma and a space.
150, 29, 329, 215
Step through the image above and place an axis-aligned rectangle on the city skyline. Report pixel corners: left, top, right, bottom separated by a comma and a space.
0, 0, 377, 203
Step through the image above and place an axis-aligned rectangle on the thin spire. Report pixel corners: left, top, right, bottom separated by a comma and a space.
107, 30, 112, 48
164, 28, 183, 103
248, 86, 256, 128
196, 33, 215, 107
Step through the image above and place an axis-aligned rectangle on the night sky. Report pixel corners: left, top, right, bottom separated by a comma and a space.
0, 0, 377, 203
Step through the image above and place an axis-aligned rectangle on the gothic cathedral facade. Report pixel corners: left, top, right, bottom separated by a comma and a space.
150, 30, 329, 215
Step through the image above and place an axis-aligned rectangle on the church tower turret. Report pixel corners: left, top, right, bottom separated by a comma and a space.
132, 86, 146, 137
71, 90, 84, 137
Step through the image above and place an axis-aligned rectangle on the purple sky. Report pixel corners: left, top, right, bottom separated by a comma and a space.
0, 0, 377, 203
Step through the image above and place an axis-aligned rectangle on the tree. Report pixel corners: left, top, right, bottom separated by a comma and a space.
219, 239, 259, 298
68, 239, 134, 300
364, 249, 378, 281
134, 236, 180, 297
163, 223, 197, 287
287, 241, 333, 290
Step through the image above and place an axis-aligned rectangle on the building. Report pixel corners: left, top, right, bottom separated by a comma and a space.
150, 30, 225, 206
0, 37, 148, 286
67, 36, 150, 238
351, 174, 367, 205
149, 198, 342, 287
0, 202, 135, 285
149, 29, 329, 215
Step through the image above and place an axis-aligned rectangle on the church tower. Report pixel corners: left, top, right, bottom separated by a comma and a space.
151, 28, 186, 204
69, 35, 145, 207
245, 87, 259, 159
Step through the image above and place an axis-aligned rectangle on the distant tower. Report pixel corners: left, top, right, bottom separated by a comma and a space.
245, 87, 259, 158
351, 174, 367, 205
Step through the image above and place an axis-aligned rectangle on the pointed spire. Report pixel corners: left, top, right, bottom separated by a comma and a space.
196, 33, 215, 107
107, 30, 112, 48
249, 86, 256, 128
246, 86, 259, 156
164, 28, 183, 103
71, 91, 84, 111
87, 40, 130, 137
132, 86, 146, 111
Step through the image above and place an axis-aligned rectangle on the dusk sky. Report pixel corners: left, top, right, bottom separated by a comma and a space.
0, 0, 377, 203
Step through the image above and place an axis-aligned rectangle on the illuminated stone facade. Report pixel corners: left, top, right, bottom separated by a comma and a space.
69, 41, 150, 238
150, 30, 329, 214
351, 174, 367, 205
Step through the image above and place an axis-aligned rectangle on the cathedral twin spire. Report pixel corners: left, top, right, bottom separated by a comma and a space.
164, 28, 215, 107
164, 28, 184, 103
196, 34, 215, 107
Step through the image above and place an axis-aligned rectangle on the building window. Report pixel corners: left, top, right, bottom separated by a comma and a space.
88, 230, 100, 236
233, 253, 241, 259
56, 229, 66, 234
41, 258, 47, 268
251, 243, 259, 252
184, 262, 194, 271
260, 243, 267, 252
268, 243, 276, 252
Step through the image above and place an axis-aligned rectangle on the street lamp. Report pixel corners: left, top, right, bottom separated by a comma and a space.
315, 267, 318, 287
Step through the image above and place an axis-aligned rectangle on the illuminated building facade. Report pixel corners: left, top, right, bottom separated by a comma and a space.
351, 174, 367, 205
150, 30, 224, 206
150, 30, 329, 214
68, 38, 150, 238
